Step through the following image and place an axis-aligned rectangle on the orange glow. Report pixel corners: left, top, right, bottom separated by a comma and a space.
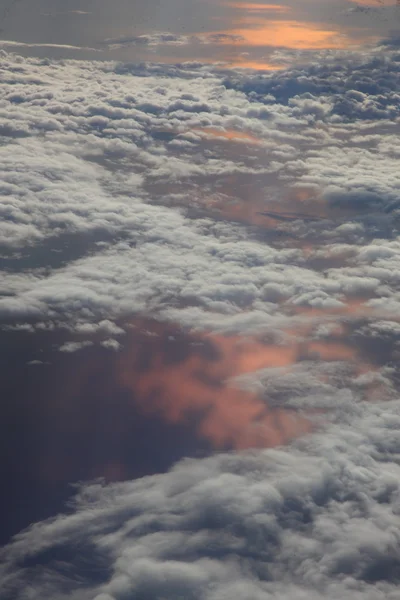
214, 20, 351, 50
117, 319, 369, 450
174, 55, 284, 71
224, 2, 290, 12
118, 321, 315, 449
203, 195, 276, 227
288, 298, 373, 319
194, 127, 261, 144
299, 243, 314, 258
308, 340, 356, 362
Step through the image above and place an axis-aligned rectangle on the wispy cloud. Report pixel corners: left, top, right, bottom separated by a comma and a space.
0, 40, 101, 51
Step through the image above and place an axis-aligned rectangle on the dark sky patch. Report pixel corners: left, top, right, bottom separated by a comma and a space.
0, 322, 211, 545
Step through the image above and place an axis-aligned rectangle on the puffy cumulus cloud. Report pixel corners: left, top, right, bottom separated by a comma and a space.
1, 55, 397, 327
222, 44, 400, 210
1, 397, 400, 600
0, 43, 399, 338
2, 38, 400, 600
225, 43, 400, 117
100, 338, 122, 351
0, 217, 328, 326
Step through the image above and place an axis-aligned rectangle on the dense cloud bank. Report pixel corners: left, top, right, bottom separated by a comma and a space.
0, 44, 399, 332
1, 398, 400, 600
1, 39, 400, 600
225, 47, 400, 119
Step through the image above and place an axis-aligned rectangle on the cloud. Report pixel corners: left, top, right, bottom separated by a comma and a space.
1, 32, 400, 600
0, 40, 101, 52
0, 40, 399, 335
1, 397, 400, 600
117, 319, 314, 450
104, 32, 246, 50
58, 340, 94, 353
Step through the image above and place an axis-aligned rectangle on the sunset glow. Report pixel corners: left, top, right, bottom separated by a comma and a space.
115, 319, 373, 450
217, 20, 358, 50
194, 127, 262, 143
2, 1, 400, 592
118, 322, 309, 450
224, 3, 290, 11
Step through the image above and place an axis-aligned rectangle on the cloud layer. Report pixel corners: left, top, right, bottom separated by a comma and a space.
0, 43, 399, 336
1, 34, 400, 600
1, 397, 400, 600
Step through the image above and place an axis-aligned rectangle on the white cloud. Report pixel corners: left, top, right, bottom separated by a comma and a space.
0, 40, 101, 52
58, 340, 93, 353
100, 338, 122, 351
1, 35, 400, 600
2, 398, 400, 600
0, 44, 398, 339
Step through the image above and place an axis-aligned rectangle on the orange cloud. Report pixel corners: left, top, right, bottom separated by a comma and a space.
201, 183, 327, 229
193, 127, 261, 144
288, 298, 372, 319
214, 20, 351, 50
117, 319, 369, 450
210, 0, 385, 56
118, 322, 308, 450
286, 298, 400, 327
307, 340, 356, 362
224, 2, 290, 11
227, 58, 284, 70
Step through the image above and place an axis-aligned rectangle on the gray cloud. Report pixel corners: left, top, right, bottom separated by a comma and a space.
1, 24, 400, 600
0, 44, 399, 336
1, 397, 400, 600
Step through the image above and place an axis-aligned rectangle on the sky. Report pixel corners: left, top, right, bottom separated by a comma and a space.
1, 0, 400, 599
0, 0, 399, 63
